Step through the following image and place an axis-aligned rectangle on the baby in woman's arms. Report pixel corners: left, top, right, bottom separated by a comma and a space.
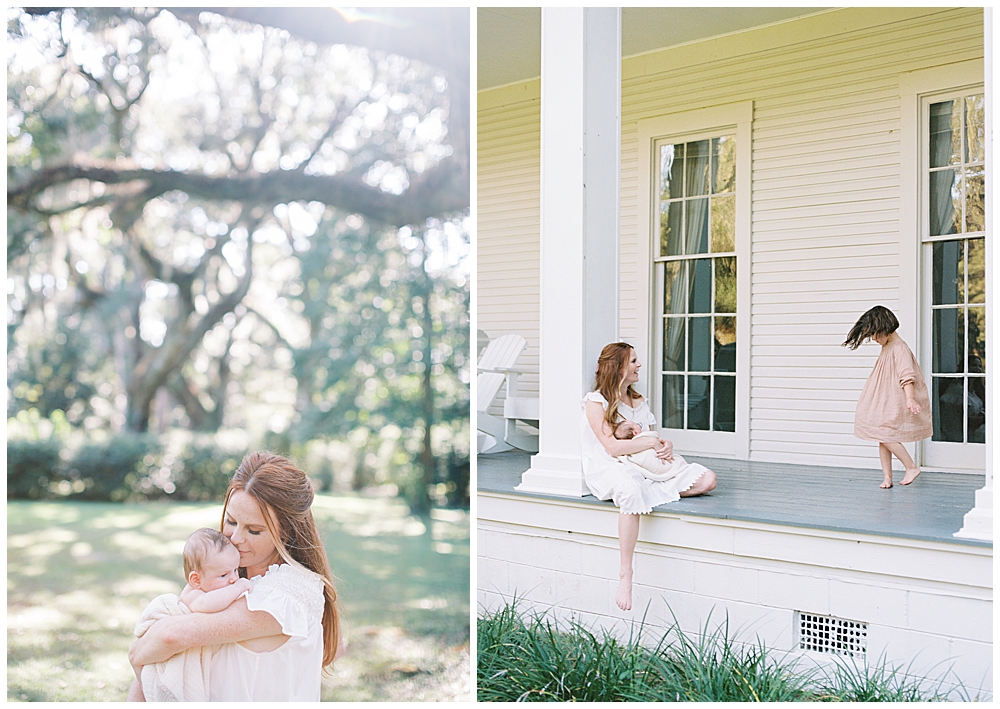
612, 420, 680, 482
132, 528, 253, 701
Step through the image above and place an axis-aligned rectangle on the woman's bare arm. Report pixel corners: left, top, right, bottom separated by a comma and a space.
128, 595, 284, 668
585, 401, 664, 457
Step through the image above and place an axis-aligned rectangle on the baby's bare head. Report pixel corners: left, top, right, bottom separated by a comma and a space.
183, 528, 240, 591
613, 420, 640, 440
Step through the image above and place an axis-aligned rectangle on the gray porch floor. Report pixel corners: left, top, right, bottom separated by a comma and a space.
478, 452, 990, 548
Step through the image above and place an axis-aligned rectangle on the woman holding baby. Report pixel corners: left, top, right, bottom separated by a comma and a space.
128, 451, 342, 701
583, 342, 717, 612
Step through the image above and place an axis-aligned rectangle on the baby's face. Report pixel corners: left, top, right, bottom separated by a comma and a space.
196, 544, 242, 592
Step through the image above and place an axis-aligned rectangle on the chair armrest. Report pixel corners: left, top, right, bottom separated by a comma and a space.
477, 366, 533, 375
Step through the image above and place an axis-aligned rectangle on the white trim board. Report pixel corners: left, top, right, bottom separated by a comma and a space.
634, 101, 753, 459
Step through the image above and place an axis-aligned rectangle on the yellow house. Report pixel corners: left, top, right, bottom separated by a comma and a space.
477, 7, 991, 697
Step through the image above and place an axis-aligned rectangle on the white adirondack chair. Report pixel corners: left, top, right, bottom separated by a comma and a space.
477, 333, 539, 454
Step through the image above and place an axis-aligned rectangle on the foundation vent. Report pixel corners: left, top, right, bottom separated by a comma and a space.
796, 612, 867, 658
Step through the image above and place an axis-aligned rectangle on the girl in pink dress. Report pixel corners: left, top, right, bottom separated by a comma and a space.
843, 306, 933, 488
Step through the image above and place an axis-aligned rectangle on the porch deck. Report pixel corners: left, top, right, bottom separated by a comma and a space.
478, 452, 989, 548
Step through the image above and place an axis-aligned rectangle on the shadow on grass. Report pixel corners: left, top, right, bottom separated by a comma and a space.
8, 497, 469, 702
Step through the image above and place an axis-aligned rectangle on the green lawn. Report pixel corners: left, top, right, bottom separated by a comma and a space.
7, 496, 470, 702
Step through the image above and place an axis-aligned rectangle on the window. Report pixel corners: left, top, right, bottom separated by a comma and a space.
655, 136, 737, 432
924, 93, 986, 445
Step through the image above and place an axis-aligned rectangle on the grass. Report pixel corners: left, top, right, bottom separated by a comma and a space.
7, 496, 470, 702
477, 601, 969, 702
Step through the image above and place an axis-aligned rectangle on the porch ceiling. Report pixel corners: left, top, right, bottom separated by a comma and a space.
478, 7, 833, 91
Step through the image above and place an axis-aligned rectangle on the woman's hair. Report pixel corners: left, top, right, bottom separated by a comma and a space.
183, 527, 231, 578
843, 305, 899, 350
221, 451, 341, 668
594, 342, 641, 430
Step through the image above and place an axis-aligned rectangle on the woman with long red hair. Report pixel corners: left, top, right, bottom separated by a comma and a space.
128, 452, 343, 701
583, 343, 716, 611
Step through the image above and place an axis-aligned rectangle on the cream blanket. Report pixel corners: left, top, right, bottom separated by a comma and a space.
133, 593, 211, 702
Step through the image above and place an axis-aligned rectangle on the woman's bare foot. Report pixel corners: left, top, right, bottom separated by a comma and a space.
880, 476, 893, 489
900, 467, 921, 485
616, 574, 632, 611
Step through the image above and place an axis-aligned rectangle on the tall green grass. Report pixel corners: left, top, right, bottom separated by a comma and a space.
477, 601, 969, 702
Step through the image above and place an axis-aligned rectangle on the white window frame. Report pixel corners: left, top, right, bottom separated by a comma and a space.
900, 59, 986, 473
635, 102, 751, 459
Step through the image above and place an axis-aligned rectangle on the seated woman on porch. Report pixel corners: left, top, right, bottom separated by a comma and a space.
583, 342, 717, 611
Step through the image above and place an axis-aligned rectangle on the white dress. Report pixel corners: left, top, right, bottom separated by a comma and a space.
209, 563, 325, 701
581, 391, 709, 514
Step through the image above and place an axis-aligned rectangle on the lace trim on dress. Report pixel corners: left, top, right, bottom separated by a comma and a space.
246, 563, 324, 638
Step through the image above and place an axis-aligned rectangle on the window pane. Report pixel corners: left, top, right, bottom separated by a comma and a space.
967, 238, 985, 304
714, 316, 736, 373
664, 317, 685, 371
712, 135, 736, 194
689, 259, 712, 313
663, 261, 685, 314
689, 316, 711, 372
929, 100, 961, 168
969, 376, 986, 443
713, 375, 736, 432
965, 94, 985, 163
660, 143, 684, 200
932, 240, 963, 305
686, 197, 709, 254
685, 139, 710, 196
710, 195, 735, 253
964, 166, 985, 233
929, 169, 960, 236
663, 374, 684, 428
687, 375, 710, 430
968, 307, 985, 374
660, 201, 683, 257
932, 308, 963, 374
932, 377, 964, 442
715, 256, 736, 313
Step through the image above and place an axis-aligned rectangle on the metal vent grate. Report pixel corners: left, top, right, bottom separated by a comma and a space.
797, 612, 867, 658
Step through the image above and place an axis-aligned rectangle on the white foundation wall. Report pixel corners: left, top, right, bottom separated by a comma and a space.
479, 492, 993, 698
618, 7, 984, 468
477, 82, 541, 412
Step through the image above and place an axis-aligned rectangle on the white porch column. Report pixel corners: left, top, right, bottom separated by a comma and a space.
955, 9, 993, 541
516, 8, 621, 496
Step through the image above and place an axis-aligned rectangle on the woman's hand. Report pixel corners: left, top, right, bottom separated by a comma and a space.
653, 438, 674, 462
129, 597, 284, 667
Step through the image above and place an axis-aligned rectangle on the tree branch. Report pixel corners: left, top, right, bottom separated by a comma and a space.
9, 161, 467, 227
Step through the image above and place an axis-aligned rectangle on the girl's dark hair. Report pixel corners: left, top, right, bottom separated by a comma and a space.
843, 305, 899, 350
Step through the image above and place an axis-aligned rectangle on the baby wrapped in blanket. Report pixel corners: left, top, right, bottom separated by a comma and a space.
612, 421, 710, 484
133, 528, 252, 701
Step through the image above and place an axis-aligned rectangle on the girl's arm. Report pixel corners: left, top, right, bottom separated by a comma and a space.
128, 595, 284, 668
902, 382, 921, 413
585, 401, 665, 457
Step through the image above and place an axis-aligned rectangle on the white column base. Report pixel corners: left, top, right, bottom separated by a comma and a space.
953, 487, 993, 541
515, 453, 590, 497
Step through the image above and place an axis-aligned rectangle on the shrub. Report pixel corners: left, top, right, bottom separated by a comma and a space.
7, 439, 62, 500
64, 434, 158, 502
172, 444, 240, 501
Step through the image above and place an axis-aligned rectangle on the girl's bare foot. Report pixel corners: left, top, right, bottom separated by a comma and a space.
616, 574, 632, 611
880, 477, 893, 489
900, 467, 921, 485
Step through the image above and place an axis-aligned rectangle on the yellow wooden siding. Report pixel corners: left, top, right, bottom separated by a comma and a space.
478, 90, 541, 404
620, 7, 982, 467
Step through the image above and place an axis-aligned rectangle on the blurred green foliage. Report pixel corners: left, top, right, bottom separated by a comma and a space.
7, 8, 470, 511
